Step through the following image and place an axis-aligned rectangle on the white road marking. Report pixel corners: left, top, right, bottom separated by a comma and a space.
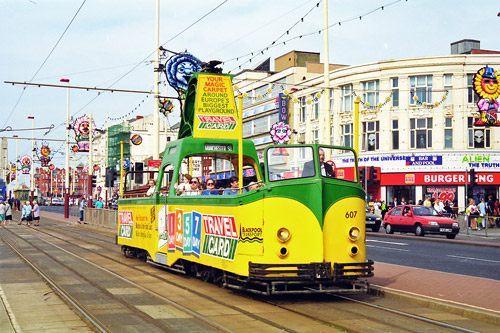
447, 255, 500, 264
366, 245, 409, 252
367, 239, 409, 246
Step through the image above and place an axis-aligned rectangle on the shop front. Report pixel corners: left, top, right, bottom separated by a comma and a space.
381, 171, 500, 209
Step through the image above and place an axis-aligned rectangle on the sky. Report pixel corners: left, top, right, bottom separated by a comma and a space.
1, 0, 499, 176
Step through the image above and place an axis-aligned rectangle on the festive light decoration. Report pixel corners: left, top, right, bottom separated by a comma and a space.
158, 98, 174, 116
130, 134, 143, 145
472, 66, 500, 126
93, 165, 100, 171
412, 91, 449, 109
165, 52, 202, 95
352, 91, 393, 110
270, 122, 292, 144
49, 164, 55, 171
71, 145, 80, 153
9, 162, 16, 180
109, 95, 150, 121
20, 155, 32, 174
37, 143, 53, 167
73, 115, 96, 152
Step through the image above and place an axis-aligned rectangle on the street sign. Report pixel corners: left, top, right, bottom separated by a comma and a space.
148, 159, 162, 168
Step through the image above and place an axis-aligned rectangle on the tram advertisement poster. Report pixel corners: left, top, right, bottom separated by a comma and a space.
118, 206, 154, 240
193, 73, 239, 139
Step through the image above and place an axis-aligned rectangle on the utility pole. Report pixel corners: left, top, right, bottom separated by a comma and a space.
153, 0, 160, 160
322, 0, 331, 146
28, 116, 35, 204
88, 113, 94, 207
61, 78, 70, 218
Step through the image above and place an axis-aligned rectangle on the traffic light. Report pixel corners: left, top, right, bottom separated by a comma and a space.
105, 167, 116, 187
91, 175, 97, 188
368, 166, 378, 185
359, 167, 366, 183
469, 168, 476, 186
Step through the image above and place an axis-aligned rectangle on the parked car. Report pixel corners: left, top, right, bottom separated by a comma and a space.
366, 209, 382, 232
51, 198, 65, 206
383, 205, 459, 239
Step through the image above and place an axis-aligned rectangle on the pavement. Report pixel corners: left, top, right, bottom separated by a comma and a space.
2, 210, 500, 329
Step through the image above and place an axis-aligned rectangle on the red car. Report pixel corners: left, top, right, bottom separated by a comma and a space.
383, 205, 460, 239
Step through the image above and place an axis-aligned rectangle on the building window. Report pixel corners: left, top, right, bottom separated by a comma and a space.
444, 117, 453, 149
311, 94, 319, 119
341, 124, 353, 148
329, 89, 334, 116
444, 74, 453, 105
300, 97, 307, 122
243, 121, 252, 137
362, 80, 379, 108
410, 75, 432, 105
312, 129, 319, 144
410, 118, 432, 149
341, 84, 353, 112
330, 127, 334, 145
362, 121, 379, 151
467, 74, 480, 104
392, 119, 399, 150
468, 117, 491, 148
391, 78, 399, 107
242, 94, 252, 108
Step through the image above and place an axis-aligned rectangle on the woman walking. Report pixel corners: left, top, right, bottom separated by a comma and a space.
5, 200, 12, 225
32, 201, 40, 226
20, 201, 33, 226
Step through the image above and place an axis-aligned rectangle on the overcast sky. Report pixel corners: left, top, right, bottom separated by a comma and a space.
1, 0, 499, 173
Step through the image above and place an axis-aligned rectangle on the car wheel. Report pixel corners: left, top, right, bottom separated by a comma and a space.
385, 223, 394, 234
415, 224, 425, 237
446, 234, 456, 239
372, 226, 380, 233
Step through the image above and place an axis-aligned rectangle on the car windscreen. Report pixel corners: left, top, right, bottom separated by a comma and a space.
412, 206, 438, 216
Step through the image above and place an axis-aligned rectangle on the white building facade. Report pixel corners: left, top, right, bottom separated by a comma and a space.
236, 49, 500, 209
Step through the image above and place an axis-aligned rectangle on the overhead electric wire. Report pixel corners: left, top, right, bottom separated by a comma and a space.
2, 0, 87, 128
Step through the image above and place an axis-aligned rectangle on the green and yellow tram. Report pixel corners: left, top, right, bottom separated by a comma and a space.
117, 71, 373, 295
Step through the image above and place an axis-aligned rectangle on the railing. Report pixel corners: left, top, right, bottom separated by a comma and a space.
84, 208, 118, 230
456, 214, 500, 237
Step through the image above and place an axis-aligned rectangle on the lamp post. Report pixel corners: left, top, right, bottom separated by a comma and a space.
27, 116, 35, 204
61, 78, 70, 218
13, 135, 18, 196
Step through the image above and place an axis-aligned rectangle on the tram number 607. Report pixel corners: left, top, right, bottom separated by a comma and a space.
345, 211, 357, 219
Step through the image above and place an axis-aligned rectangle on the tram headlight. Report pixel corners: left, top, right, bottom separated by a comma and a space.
277, 228, 291, 242
348, 227, 360, 241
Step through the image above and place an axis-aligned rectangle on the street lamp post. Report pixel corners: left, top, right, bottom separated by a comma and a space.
27, 116, 35, 204
61, 78, 70, 218
13, 135, 18, 197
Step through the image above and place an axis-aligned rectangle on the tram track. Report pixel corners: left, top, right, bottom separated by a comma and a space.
3, 220, 499, 332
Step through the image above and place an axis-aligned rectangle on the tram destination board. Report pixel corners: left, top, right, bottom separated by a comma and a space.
204, 143, 233, 151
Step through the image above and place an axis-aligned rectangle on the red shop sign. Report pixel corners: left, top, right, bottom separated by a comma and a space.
381, 172, 500, 185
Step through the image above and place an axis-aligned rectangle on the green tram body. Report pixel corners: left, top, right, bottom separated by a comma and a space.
118, 136, 374, 295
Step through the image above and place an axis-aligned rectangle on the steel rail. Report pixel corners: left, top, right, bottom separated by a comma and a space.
31, 231, 233, 333
333, 293, 479, 333
1, 237, 109, 333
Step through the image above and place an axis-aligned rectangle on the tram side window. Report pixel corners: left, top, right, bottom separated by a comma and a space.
267, 146, 313, 181
160, 164, 174, 195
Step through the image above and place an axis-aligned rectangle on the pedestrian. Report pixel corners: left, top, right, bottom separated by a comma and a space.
434, 198, 445, 215
423, 196, 432, 207
16, 198, 21, 211
391, 197, 398, 208
32, 200, 40, 226
0, 201, 6, 226
467, 199, 479, 230
5, 200, 12, 225
487, 195, 495, 216
381, 200, 387, 218
20, 201, 33, 226
478, 198, 487, 229
95, 197, 104, 209
79, 197, 87, 223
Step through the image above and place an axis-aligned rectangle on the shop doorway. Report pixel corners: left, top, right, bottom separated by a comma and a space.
387, 186, 415, 205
